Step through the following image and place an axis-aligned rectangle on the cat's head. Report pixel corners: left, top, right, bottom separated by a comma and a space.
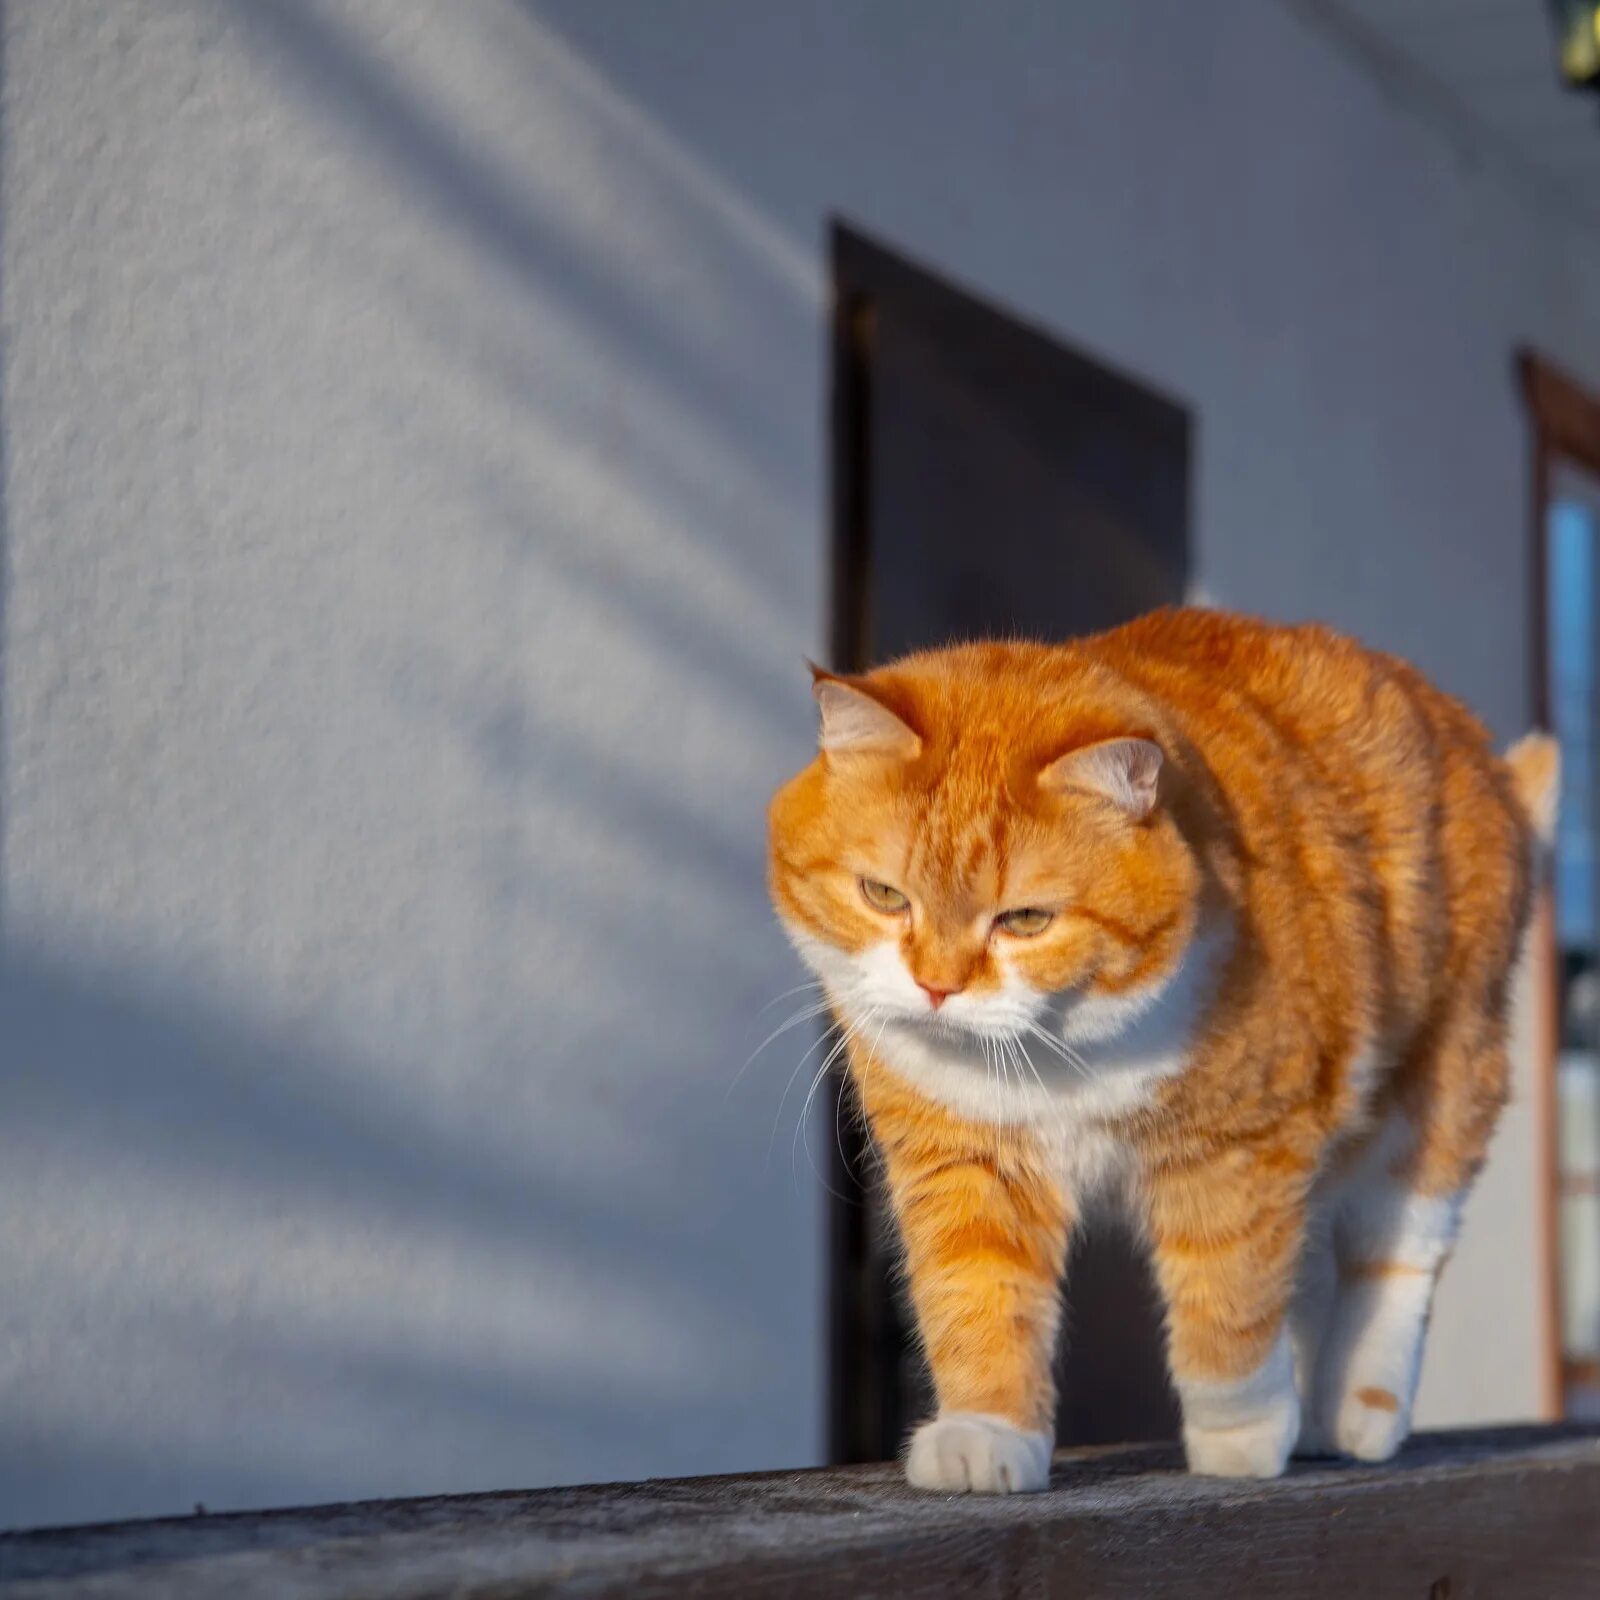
767, 644, 1204, 1053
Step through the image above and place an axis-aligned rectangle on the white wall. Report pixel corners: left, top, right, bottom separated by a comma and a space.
3, 0, 1597, 1529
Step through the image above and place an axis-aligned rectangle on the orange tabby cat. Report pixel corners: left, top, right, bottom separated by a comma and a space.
768, 608, 1557, 1492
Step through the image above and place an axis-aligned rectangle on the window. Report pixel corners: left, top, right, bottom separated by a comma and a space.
1549, 482, 1600, 1416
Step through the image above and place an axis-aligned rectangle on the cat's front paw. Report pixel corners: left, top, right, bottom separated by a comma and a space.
1183, 1408, 1298, 1478
904, 1412, 1052, 1494
1179, 1335, 1299, 1479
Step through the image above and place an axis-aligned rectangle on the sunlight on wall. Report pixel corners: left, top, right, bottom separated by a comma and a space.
5, 0, 1600, 1530
0, 0, 827, 1526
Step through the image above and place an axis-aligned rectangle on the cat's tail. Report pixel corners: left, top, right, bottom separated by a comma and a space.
1504, 731, 1561, 856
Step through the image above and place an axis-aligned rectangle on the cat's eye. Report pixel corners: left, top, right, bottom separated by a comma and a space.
859, 877, 910, 914
995, 907, 1054, 937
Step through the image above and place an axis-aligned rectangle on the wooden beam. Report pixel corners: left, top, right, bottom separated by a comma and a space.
3, 1427, 1597, 1598
1520, 350, 1600, 480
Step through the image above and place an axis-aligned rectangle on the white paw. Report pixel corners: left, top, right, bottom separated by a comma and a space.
1179, 1333, 1299, 1479
1184, 1406, 1298, 1479
904, 1412, 1052, 1494
1333, 1386, 1408, 1462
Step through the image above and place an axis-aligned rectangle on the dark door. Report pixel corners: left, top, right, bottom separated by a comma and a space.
828, 222, 1192, 1465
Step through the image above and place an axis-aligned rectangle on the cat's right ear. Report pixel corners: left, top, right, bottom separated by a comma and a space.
808, 665, 921, 759
1039, 736, 1163, 819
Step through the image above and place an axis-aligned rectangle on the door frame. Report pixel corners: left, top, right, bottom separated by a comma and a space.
825, 219, 1192, 1461
1521, 349, 1600, 1420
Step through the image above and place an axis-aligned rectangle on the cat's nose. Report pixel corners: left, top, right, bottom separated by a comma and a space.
918, 982, 961, 1010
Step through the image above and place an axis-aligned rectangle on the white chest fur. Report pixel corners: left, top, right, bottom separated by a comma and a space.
860, 1020, 1151, 1203
852, 925, 1229, 1209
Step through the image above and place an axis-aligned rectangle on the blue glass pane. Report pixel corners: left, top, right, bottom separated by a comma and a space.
1551, 501, 1596, 947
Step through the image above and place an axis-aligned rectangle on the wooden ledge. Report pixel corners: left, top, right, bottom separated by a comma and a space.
2, 1426, 1597, 1598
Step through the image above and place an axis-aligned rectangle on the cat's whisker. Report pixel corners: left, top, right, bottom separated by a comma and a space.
761, 979, 875, 1141
1001, 1029, 1026, 1088
832, 1004, 896, 1196
726, 996, 839, 1100
827, 1008, 891, 1196
1023, 1019, 1087, 1081
1001, 1031, 1044, 1124
1013, 1030, 1071, 1137
1048, 1033, 1097, 1083
998, 1032, 1020, 1116
797, 1012, 867, 1139
1062, 1046, 1096, 1079
980, 1030, 999, 1114
996, 1031, 1016, 1097
1020, 1020, 1069, 1059
757, 980, 823, 1015
767, 1019, 851, 1166
782, 1025, 853, 1184
794, 1010, 879, 1201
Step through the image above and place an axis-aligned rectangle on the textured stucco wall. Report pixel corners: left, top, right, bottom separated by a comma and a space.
3, 0, 1598, 1529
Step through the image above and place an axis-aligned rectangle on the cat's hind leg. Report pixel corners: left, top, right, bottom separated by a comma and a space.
1307, 1112, 1468, 1462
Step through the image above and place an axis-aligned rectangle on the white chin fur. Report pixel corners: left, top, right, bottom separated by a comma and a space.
789, 920, 1228, 1131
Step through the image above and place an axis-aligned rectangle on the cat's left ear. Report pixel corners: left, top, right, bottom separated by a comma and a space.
807, 664, 921, 759
1039, 737, 1163, 819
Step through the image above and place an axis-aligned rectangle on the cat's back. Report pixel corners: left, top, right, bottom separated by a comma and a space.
1084, 607, 1503, 819
1082, 607, 1531, 1056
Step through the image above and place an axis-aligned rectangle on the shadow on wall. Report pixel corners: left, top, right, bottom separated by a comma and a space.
0, 0, 831, 1529
0, 942, 825, 1524
222, 0, 817, 546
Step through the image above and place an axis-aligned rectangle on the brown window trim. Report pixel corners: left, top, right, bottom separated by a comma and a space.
1519, 347, 1600, 1419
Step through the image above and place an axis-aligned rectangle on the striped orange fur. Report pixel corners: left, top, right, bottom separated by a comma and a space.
769, 608, 1556, 1491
